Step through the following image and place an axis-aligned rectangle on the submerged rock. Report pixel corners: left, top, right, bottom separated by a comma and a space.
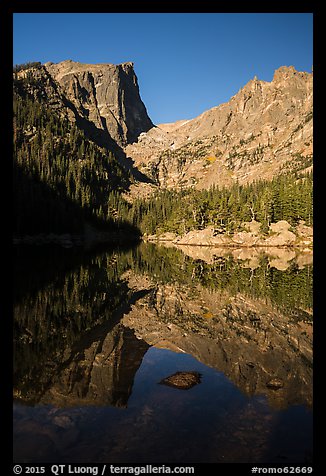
159, 371, 202, 390
266, 378, 284, 390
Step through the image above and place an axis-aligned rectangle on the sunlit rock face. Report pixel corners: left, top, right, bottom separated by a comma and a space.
125, 66, 313, 191
44, 60, 153, 148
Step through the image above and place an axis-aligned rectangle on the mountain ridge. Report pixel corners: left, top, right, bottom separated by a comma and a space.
124, 65, 312, 193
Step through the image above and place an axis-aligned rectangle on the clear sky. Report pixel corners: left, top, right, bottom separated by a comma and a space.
13, 13, 313, 125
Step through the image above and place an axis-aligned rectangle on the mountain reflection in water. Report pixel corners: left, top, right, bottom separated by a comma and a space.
13, 243, 313, 464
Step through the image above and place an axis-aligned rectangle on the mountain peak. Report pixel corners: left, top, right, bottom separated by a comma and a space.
44, 59, 153, 147
272, 65, 300, 81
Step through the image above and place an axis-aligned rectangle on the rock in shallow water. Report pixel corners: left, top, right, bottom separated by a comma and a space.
266, 378, 284, 390
159, 371, 202, 390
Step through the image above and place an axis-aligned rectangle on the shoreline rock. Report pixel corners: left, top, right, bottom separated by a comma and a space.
145, 220, 313, 249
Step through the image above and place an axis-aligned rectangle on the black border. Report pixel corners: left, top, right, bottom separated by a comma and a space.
2, 2, 321, 474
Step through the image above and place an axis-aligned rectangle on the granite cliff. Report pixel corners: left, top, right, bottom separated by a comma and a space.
44, 60, 153, 148
16, 60, 153, 151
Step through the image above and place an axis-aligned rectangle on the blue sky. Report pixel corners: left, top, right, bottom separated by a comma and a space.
13, 13, 313, 125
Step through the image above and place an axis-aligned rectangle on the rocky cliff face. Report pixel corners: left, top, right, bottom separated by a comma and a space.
125, 66, 313, 191
16, 60, 153, 150
44, 60, 153, 148
15, 64, 71, 120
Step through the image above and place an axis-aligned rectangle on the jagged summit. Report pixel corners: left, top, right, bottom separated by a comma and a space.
273, 64, 307, 80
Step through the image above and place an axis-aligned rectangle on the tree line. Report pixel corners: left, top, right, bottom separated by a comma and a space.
130, 173, 312, 235
13, 62, 42, 73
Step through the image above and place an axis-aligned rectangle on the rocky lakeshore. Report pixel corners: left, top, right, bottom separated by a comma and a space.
145, 219, 313, 250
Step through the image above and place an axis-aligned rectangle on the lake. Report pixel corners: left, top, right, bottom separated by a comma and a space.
13, 242, 313, 464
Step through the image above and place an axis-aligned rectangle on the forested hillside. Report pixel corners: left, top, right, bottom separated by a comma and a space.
131, 174, 313, 235
13, 67, 137, 237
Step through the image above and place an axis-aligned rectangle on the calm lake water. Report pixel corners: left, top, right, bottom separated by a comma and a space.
13, 242, 313, 464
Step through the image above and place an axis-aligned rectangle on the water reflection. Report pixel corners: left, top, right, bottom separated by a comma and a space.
13, 243, 313, 463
